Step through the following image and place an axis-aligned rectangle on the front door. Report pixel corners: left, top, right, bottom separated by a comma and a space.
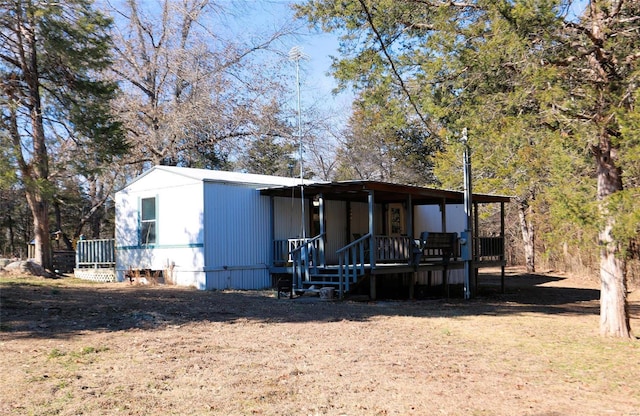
387, 203, 405, 236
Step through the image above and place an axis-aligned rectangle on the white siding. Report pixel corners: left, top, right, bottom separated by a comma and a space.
115, 189, 139, 249
115, 174, 206, 288
115, 177, 204, 248
413, 204, 466, 234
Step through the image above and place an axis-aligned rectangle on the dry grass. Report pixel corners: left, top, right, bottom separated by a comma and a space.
1, 269, 639, 415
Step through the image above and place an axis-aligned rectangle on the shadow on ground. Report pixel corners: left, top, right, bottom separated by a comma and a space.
1, 269, 636, 340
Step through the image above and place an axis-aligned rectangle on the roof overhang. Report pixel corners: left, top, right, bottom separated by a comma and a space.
260, 180, 510, 205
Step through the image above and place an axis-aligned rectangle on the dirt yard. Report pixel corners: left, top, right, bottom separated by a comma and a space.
1, 268, 639, 416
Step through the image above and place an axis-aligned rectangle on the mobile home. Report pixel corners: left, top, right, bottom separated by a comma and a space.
116, 166, 509, 297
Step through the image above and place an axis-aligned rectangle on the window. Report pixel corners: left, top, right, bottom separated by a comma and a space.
141, 197, 157, 245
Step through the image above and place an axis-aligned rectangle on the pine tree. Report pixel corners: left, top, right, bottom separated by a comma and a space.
0, 0, 126, 271
297, 0, 640, 337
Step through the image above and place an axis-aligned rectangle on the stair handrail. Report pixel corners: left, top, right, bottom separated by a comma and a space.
289, 233, 326, 290
336, 232, 371, 298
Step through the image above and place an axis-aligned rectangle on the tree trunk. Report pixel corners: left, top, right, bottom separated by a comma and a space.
7, 214, 16, 256
594, 144, 631, 338
22, 8, 53, 271
91, 207, 103, 239
53, 202, 74, 251
89, 179, 103, 239
72, 176, 112, 240
517, 200, 535, 273
25, 192, 52, 270
599, 219, 630, 337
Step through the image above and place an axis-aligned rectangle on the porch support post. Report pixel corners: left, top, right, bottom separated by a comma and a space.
269, 196, 275, 268
319, 193, 325, 266
501, 201, 505, 293
442, 197, 449, 298
406, 194, 413, 238
473, 201, 479, 295
368, 190, 376, 300
346, 201, 352, 243
407, 194, 414, 299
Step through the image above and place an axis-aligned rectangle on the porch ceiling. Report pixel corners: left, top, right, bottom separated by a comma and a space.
260, 180, 510, 205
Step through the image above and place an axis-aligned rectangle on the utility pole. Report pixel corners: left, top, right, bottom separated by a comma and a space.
462, 128, 473, 299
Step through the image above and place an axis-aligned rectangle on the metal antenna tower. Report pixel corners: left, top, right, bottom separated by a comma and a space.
289, 46, 307, 239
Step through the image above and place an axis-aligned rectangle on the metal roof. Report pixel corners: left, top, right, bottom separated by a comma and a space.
124, 167, 510, 205
260, 180, 511, 205
124, 165, 313, 189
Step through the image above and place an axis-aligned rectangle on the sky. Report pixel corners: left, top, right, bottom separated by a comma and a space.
236, 0, 589, 128
228, 0, 353, 118
103, 0, 351, 117
103, 0, 590, 149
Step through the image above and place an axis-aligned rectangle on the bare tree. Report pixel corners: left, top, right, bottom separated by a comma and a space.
104, 0, 299, 171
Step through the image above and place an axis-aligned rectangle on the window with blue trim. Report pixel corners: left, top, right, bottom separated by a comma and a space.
141, 197, 157, 245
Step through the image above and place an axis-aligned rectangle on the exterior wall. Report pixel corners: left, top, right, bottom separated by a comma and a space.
271, 197, 346, 264
115, 173, 205, 288
350, 202, 384, 236
413, 204, 467, 234
273, 196, 305, 240
324, 200, 347, 264
116, 166, 306, 290
202, 183, 273, 290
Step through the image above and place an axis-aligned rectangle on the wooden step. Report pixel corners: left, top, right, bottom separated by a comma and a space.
299, 280, 342, 286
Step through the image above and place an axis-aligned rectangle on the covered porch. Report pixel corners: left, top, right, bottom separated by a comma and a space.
261, 180, 510, 299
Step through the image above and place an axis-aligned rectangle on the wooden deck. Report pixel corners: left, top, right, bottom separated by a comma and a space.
271, 234, 506, 299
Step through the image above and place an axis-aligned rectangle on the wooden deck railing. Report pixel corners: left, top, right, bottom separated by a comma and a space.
289, 234, 326, 289
374, 235, 413, 263
76, 238, 115, 268
273, 237, 326, 266
417, 232, 459, 260
473, 236, 504, 262
337, 233, 370, 297
279, 232, 506, 298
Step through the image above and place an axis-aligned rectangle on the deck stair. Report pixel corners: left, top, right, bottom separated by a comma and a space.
287, 231, 462, 299
279, 235, 346, 297
289, 233, 372, 298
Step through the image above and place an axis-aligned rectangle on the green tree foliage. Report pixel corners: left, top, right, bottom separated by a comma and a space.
0, 0, 126, 270
297, 0, 640, 337
237, 136, 297, 177
335, 95, 441, 184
